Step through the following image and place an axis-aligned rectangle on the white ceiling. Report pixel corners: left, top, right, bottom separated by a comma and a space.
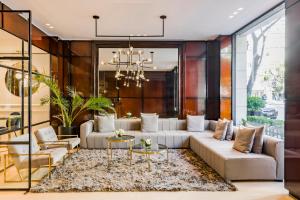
2, 0, 282, 40
99, 48, 178, 71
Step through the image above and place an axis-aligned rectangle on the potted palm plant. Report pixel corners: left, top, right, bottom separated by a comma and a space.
36, 75, 115, 135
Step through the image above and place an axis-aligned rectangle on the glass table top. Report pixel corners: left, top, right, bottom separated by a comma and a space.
106, 135, 135, 142
132, 143, 168, 154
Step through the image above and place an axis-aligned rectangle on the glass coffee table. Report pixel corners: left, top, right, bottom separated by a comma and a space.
106, 135, 135, 166
130, 143, 168, 171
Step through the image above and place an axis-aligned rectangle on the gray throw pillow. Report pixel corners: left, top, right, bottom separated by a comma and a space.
96, 115, 115, 133
209, 120, 218, 131
187, 115, 205, 132
224, 119, 234, 141
213, 119, 228, 140
141, 115, 158, 132
233, 127, 256, 153
249, 125, 266, 154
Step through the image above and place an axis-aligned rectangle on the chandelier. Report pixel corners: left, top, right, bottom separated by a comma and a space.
93, 14, 166, 88
102, 40, 156, 87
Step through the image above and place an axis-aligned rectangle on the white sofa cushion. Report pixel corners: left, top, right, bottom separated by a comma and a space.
141, 115, 158, 132
187, 115, 205, 132
96, 115, 115, 133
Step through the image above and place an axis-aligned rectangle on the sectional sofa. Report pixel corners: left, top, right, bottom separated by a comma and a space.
80, 118, 283, 181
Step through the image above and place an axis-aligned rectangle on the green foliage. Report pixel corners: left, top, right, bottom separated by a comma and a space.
36, 75, 115, 127
247, 96, 266, 112
247, 115, 284, 126
263, 64, 285, 100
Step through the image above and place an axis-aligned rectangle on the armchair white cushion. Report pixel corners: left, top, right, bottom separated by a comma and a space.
35, 126, 80, 151
7, 134, 67, 170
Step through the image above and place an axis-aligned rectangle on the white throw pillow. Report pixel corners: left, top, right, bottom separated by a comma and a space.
141, 115, 158, 132
96, 115, 115, 133
187, 115, 205, 132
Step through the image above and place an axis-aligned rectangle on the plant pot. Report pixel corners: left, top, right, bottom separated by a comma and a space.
58, 126, 76, 137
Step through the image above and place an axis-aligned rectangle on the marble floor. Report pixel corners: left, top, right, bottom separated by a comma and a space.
0, 181, 296, 200
0, 155, 296, 200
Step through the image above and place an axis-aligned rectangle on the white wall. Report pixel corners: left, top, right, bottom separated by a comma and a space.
234, 35, 248, 125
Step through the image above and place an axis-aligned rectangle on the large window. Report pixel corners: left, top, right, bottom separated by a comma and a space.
234, 4, 285, 139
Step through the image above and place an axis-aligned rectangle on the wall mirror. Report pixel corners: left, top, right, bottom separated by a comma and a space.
98, 48, 179, 118
5, 63, 40, 97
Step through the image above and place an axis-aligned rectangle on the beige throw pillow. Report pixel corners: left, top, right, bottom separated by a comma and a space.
213, 119, 228, 140
233, 127, 256, 153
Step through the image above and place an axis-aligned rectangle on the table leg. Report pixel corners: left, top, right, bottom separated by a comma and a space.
110, 143, 113, 160
167, 148, 169, 163
147, 154, 151, 172
107, 141, 110, 167
129, 141, 133, 165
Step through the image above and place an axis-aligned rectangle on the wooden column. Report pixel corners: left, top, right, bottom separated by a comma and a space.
206, 40, 221, 120
285, 0, 300, 198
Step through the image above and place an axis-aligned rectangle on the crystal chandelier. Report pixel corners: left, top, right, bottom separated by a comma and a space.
104, 41, 155, 88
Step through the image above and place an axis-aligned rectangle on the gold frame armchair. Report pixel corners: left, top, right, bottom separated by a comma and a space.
35, 126, 80, 153
5, 134, 68, 182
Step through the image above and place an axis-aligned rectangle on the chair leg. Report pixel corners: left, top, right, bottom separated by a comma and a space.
17, 169, 23, 181
4, 154, 7, 182
48, 156, 52, 178
4, 155, 23, 182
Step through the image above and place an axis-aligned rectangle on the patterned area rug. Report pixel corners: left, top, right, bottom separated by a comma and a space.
31, 149, 237, 192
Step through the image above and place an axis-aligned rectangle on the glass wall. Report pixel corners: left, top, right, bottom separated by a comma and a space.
0, 27, 50, 189
234, 4, 285, 139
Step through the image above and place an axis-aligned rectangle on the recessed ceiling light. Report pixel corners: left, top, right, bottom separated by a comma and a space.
45, 23, 50, 26
233, 11, 239, 15
49, 26, 54, 29
229, 15, 234, 19
237, 7, 244, 11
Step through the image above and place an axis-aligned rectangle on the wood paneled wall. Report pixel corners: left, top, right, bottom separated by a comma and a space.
100, 70, 177, 118
219, 36, 232, 119
285, 0, 300, 198
183, 42, 207, 116
56, 40, 228, 123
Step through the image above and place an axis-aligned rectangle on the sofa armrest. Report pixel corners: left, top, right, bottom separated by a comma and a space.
80, 120, 94, 148
263, 135, 284, 180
